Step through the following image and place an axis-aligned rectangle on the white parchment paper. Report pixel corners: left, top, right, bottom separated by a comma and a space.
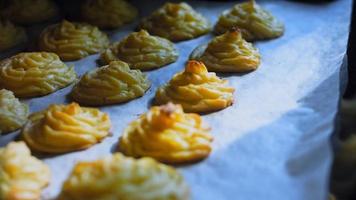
0, 0, 352, 199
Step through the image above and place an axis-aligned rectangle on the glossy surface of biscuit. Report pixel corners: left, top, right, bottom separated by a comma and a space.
155, 61, 235, 113
214, 0, 284, 41
0, 89, 29, 134
0, 19, 27, 52
119, 103, 213, 164
39, 20, 109, 61
81, 0, 138, 29
22, 103, 111, 153
101, 30, 178, 70
139, 2, 211, 42
1, 0, 58, 24
190, 29, 260, 72
0, 52, 76, 98
71, 61, 150, 106
0, 142, 50, 200
58, 153, 190, 200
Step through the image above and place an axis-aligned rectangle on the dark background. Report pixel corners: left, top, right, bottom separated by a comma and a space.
344, 0, 355, 98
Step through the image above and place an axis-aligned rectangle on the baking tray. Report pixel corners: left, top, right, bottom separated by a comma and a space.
0, 0, 352, 199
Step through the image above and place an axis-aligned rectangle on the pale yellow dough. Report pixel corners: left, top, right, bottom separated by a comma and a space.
0, 19, 27, 52
119, 103, 213, 164
0, 142, 50, 200
155, 61, 235, 113
39, 20, 110, 61
71, 61, 150, 106
101, 30, 179, 70
81, 0, 138, 29
1, 0, 59, 25
190, 28, 260, 72
139, 2, 211, 42
214, 0, 284, 41
0, 52, 76, 98
0, 89, 29, 134
22, 103, 111, 153
58, 153, 190, 200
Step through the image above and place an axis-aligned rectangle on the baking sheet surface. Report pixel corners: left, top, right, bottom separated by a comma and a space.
0, 0, 352, 199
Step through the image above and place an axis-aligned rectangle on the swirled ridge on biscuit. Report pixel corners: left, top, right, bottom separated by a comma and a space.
101, 30, 178, 70
0, 19, 27, 52
155, 61, 235, 113
190, 28, 260, 72
1, 0, 59, 25
0, 52, 76, 98
0, 89, 29, 134
139, 2, 211, 42
214, 0, 284, 41
119, 103, 213, 164
0, 142, 50, 200
58, 153, 190, 200
81, 0, 138, 29
22, 103, 111, 153
39, 20, 109, 61
71, 61, 150, 106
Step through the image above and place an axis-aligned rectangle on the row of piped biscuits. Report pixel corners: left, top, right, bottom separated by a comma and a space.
0, 0, 277, 109
0, 101, 210, 199
1, 0, 283, 54
0, 55, 234, 113
0, 0, 284, 199
0, 141, 190, 200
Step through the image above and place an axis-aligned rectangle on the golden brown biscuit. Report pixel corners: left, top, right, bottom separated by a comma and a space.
139, 2, 211, 42
0, 52, 76, 98
0, 89, 29, 134
81, 0, 138, 29
0, 19, 27, 52
22, 103, 111, 153
155, 61, 235, 113
38, 20, 109, 61
58, 153, 190, 200
1, 0, 59, 25
214, 0, 284, 41
101, 30, 179, 70
0, 142, 50, 200
190, 28, 260, 72
119, 103, 213, 164
71, 61, 150, 106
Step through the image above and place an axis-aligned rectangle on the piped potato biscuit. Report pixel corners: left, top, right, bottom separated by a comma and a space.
0, 52, 76, 98
39, 20, 109, 61
101, 30, 178, 70
155, 61, 235, 113
71, 61, 150, 106
0, 19, 27, 52
214, 0, 284, 41
22, 103, 111, 153
191, 28, 260, 72
139, 2, 211, 42
58, 153, 190, 200
0, 89, 29, 134
81, 0, 138, 29
119, 103, 213, 164
0, 142, 50, 200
